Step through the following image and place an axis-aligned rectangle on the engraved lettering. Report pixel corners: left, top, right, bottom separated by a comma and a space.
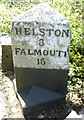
15, 28, 21, 35
46, 29, 54, 36
32, 28, 38, 35
34, 49, 41, 55
62, 30, 69, 37
24, 28, 30, 35
28, 49, 33, 55
15, 48, 68, 57
15, 48, 21, 55
20, 49, 26, 55
14, 27, 70, 37
39, 28, 45, 36
55, 29, 61, 37
37, 58, 45, 65
39, 39, 44, 46
58, 51, 63, 57
43, 50, 48, 56
50, 50, 56, 56
64, 51, 67, 57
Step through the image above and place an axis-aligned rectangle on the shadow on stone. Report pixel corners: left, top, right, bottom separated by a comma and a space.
18, 86, 71, 119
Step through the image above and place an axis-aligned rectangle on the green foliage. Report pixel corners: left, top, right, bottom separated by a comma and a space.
50, 1, 83, 94
0, 0, 40, 35
0, 2, 21, 35
0, 0, 83, 95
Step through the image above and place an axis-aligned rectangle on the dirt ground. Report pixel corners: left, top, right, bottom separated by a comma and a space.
0, 71, 24, 119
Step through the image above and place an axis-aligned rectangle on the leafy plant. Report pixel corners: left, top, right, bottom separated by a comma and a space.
0, 0, 40, 35
0, 0, 83, 97
49, 1, 83, 96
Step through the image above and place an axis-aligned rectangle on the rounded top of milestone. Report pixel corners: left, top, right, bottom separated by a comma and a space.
13, 3, 69, 26
12, 3, 71, 70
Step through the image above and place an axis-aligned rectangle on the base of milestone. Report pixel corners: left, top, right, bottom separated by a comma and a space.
17, 85, 65, 116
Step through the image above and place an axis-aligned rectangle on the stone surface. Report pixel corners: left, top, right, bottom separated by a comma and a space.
11, 3, 71, 115
0, 42, 24, 118
0, 36, 14, 71
0, 36, 11, 45
12, 3, 71, 70
79, 108, 84, 120
2, 45, 14, 71
65, 110, 82, 119
19, 85, 64, 107
11, 3, 71, 93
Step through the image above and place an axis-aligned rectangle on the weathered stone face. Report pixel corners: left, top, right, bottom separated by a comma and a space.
11, 4, 72, 112
12, 4, 71, 70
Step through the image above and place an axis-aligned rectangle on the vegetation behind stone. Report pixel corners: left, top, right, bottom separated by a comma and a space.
0, 0, 83, 106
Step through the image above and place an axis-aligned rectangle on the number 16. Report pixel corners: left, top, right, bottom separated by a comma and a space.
37, 58, 45, 65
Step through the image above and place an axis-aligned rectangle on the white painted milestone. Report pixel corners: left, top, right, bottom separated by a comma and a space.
12, 3, 71, 70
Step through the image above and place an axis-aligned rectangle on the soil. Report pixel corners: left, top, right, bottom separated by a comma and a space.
0, 71, 24, 118
24, 102, 71, 119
